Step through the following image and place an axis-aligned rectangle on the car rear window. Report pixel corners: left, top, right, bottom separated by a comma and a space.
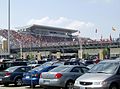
50, 66, 70, 72
5, 66, 18, 72
40, 62, 53, 67
30, 66, 43, 72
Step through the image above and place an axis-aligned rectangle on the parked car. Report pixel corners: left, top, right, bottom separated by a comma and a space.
74, 59, 120, 89
22, 65, 57, 87
40, 61, 64, 67
27, 64, 41, 69
84, 60, 94, 66
39, 65, 89, 89
0, 66, 31, 86
2, 61, 28, 70
64, 61, 86, 66
0, 59, 11, 71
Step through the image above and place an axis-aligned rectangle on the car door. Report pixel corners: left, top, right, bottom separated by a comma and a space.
113, 66, 120, 87
15, 67, 27, 77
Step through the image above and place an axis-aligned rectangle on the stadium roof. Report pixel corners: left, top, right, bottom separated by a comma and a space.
17, 24, 78, 33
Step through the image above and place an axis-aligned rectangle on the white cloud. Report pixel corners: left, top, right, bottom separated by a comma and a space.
27, 17, 98, 39
27, 17, 68, 27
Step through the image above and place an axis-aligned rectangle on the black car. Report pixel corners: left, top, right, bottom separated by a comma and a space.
64, 61, 86, 66
0, 61, 28, 71
0, 66, 31, 86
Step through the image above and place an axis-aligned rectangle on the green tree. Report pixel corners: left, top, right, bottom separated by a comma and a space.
102, 48, 110, 59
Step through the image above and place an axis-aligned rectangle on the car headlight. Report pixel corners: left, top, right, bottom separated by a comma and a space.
94, 81, 107, 85
94, 82, 102, 85
102, 81, 108, 85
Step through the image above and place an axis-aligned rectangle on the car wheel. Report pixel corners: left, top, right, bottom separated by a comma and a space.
15, 78, 22, 86
65, 81, 74, 89
3, 83, 9, 86
110, 84, 118, 89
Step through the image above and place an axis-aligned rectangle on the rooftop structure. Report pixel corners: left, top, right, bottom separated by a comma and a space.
17, 24, 77, 38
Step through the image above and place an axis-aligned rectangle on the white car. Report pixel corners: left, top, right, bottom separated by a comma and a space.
74, 59, 120, 89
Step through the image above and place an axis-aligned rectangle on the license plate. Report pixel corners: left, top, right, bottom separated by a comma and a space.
80, 86, 85, 89
44, 80, 50, 84
26, 76, 30, 79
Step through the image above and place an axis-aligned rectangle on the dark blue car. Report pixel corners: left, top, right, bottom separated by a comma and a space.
0, 66, 31, 86
22, 65, 57, 87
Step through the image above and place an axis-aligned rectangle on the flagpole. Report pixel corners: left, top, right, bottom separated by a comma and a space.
8, 0, 10, 55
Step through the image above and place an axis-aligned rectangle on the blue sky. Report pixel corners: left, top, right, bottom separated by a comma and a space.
0, 0, 120, 39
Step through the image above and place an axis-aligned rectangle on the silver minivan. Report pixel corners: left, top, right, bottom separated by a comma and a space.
74, 59, 120, 89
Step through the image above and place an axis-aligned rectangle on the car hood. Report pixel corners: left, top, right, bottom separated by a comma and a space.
76, 73, 112, 82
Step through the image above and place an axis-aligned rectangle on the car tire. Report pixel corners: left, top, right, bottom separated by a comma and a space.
15, 78, 22, 86
110, 84, 118, 89
3, 83, 9, 86
65, 81, 74, 89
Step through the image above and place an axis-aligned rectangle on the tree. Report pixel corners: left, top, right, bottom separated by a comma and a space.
102, 48, 110, 59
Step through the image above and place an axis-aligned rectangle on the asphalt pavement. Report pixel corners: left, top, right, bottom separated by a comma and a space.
0, 85, 43, 89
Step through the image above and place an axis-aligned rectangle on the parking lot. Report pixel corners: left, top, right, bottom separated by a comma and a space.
0, 85, 43, 89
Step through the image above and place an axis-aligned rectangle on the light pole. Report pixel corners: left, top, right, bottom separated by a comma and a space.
78, 36, 83, 59
77, 31, 83, 59
8, 0, 10, 55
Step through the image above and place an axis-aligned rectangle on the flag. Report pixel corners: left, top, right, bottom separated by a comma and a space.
112, 27, 116, 31
95, 29, 97, 33
110, 34, 112, 41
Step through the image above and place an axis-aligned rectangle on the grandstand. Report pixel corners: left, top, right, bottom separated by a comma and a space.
0, 24, 119, 59
0, 24, 80, 49
0, 24, 118, 50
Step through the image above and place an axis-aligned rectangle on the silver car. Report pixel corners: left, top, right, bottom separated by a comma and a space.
74, 59, 120, 89
39, 65, 89, 89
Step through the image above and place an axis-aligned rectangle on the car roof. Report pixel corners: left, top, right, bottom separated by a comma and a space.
100, 59, 120, 63
57, 65, 86, 68
9, 65, 30, 68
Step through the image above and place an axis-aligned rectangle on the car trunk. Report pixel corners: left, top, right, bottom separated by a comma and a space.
41, 72, 59, 79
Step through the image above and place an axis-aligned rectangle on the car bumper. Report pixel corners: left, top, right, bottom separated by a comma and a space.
39, 78, 65, 87
74, 85, 109, 89
22, 78, 39, 85
0, 78, 3, 84
2, 77, 14, 84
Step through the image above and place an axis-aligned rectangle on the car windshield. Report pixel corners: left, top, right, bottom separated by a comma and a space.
89, 62, 119, 74
50, 66, 70, 72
